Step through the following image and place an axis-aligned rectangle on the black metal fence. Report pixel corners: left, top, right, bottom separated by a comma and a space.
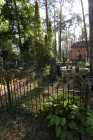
0, 57, 88, 113
0, 74, 87, 113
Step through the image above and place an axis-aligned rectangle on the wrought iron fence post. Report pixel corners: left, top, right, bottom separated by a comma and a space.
57, 85, 58, 110
80, 87, 81, 108
4, 60, 12, 109
85, 84, 88, 108
68, 83, 69, 110
6, 75, 11, 109
63, 85, 64, 109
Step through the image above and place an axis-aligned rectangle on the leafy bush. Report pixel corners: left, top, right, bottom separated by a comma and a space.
79, 69, 85, 78
73, 73, 82, 86
31, 72, 36, 81
78, 62, 86, 67
41, 73, 47, 81
75, 65, 79, 73
41, 94, 93, 140
5, 69, 19, 82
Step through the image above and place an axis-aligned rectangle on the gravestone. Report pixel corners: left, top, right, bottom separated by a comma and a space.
56, 64, 61, 77
50, 58, 57, 75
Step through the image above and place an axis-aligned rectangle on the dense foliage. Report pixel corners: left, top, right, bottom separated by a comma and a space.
41, 93, 93, 140
0, 0, 54, 67
0, 0, 35, 59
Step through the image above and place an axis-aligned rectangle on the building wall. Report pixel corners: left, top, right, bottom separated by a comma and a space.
70, 46, 90, 61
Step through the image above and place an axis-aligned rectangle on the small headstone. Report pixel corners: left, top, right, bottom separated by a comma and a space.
57, 64, 61, 77
50, 58, 57, 75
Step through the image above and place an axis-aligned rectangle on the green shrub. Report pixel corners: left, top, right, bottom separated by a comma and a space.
47, 107, 93, 140
41, 73, 47, 81
73, 73, 82, 86
78, 62, 86, 67
79, 69, 85, 78
31, 72, 36, 81
75, 65, 79, 73
41, 94, 93, 140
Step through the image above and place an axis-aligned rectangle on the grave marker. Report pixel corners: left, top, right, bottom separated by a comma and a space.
50, 58, 57, 76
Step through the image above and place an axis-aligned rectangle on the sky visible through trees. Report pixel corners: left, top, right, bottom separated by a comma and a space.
33, 0, 89, 51
39, 0, 88, 39
0, 0, 90, 65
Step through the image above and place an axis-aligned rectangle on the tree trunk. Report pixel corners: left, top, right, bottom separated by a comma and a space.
88, 0, 93, 74
66, 28, 68, 59
54, 5, 56, 58
59, 0, 62, 62
7, 78, 11, 109
45, 0, 48, 33
81, 0, 89, 61
14, 0, 22, 54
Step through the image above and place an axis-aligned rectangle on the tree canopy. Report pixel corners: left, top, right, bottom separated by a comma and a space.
0, 0, 90, 66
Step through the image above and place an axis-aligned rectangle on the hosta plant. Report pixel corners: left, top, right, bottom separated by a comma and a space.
44, 94, 93, 140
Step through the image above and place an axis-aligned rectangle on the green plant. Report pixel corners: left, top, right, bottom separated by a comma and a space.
31, 72, 36, 81
78, 62, 86, 67
75, 65, 79, 73
85, 108, 93, 136
79, 69, 85, 78
41, 73, 47, 81
73, 73, 82, 86
42, 94, 93, 140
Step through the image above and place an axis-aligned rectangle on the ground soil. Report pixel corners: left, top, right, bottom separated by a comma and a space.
0, 111, 58, 140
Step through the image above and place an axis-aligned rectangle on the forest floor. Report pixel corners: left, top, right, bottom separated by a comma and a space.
0, 106, 93, 140
0, 68, 58, 140
0, 111, 58, 140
